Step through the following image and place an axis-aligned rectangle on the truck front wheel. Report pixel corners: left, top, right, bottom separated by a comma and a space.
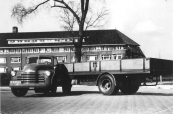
98, 74, 119, 95
51, 86, 57, 94
62, 86, 71, 94
62, 80, 72, 94
11, 88, 28, 97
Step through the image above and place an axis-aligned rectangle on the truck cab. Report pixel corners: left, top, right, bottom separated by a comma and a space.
9, 55, 72, 97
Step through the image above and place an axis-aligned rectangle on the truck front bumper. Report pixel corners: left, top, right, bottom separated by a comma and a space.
9, 76, 52, 88
9, 81, 50, 88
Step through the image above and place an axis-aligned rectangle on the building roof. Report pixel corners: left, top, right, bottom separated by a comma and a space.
0, 29, 139, 48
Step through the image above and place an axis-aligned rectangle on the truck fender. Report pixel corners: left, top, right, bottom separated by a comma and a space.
51, 70, 56, 85
51, 65, 61, 85
96, 72, 116, 86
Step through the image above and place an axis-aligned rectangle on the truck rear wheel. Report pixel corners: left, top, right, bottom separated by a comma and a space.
120, 85, 139, 94
11, 88, 28, 97
98, 74, 119, 95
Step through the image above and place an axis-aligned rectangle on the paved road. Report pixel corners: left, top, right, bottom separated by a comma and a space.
1, 86, 173, 114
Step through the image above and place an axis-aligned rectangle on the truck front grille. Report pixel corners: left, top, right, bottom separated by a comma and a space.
17, 73, 45, 84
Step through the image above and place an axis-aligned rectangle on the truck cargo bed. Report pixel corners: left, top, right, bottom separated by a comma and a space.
65, 58, 173, 76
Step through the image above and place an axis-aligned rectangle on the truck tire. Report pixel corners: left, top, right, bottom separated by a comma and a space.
62, 80, 72, 94
62, 86, 71, 94
51, 86, 57, 94
43, 88, 51, 96
120, 77, 139, 94
120, 85, 139, 94
11, 88, 28, 97
129, 86, 139, 94
98, 74, 119, 95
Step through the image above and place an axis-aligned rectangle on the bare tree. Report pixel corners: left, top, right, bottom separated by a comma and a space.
12, 0, 108, 62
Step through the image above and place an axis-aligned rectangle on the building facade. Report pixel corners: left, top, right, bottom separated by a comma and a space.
0, 27, 145, 74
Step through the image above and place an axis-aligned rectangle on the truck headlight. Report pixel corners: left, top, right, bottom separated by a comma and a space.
11, 71, 16, 76
38, 70, 51, 78
44, 71, 51, 77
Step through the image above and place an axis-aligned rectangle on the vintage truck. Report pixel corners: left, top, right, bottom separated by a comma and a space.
9, 54, 173, 97
9, 55, 72, 97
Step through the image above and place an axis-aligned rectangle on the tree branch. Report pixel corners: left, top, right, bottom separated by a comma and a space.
54, 0, 81, 24
85, 8, 109, 30
12, 0, 50, 23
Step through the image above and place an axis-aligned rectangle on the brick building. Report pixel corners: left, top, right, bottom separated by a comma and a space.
0, 27, 145, 74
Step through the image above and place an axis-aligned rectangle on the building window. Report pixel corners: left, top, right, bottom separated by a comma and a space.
22, 49, 27, 53
82, 47, 89, 52
71, 56, 76, 62
75, 39, 78, 42
11, 57, 21, 63
69, 39, 73, 42
64, 48, 70, 52
0, 49, 3, 54
33, 48, 39, 53
10, 49, 15, 54
113, 54, 122, 60
96, 47, 101, 51
28, 49, 33, 53
87, 55, 97, 61
57, 56, 67, 63
108, 47, 113, 51
40, 48, 45, 53
24, 40, 30, 43
89, 47, 96, 51
101, 46, 109, 51
0, 58, 6, 64
16, 49, 21, 54
71, 47, 75, 52
102, 55, 111, 60
53, 48, 59, 53
60, 39, 66, 42
13, 67, 20, 71
46, 48, 52, 53
8, 41, 13, 44
59, 48, 64, 52
71, 56, 83, 62
115, 46, 124, 50
56, 39, 60, 42
4, 49, 9, 54
0, 67, 6, 73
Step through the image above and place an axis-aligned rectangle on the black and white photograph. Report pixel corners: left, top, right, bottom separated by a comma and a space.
0, 0, 173, 114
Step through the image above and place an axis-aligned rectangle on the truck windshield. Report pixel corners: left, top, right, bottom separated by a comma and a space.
27, 57, 52, 64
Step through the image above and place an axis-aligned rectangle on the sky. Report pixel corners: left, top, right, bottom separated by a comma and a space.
0, 0, 173, 60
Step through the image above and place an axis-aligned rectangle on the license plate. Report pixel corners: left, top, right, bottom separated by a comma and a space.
10, 81, 21, 84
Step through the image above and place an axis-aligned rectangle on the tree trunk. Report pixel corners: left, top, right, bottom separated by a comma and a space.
75, 46, 82, 62
75, 24, 84, 62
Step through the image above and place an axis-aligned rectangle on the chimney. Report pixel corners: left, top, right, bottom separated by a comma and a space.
12, 26, 18, 33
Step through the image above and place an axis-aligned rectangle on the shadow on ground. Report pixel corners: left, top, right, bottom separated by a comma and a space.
25, 90, 173, 97
25, 91, 100, 97
136, 92, 173, 96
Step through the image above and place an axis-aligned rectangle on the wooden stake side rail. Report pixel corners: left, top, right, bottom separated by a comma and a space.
65, 58, 151, 76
